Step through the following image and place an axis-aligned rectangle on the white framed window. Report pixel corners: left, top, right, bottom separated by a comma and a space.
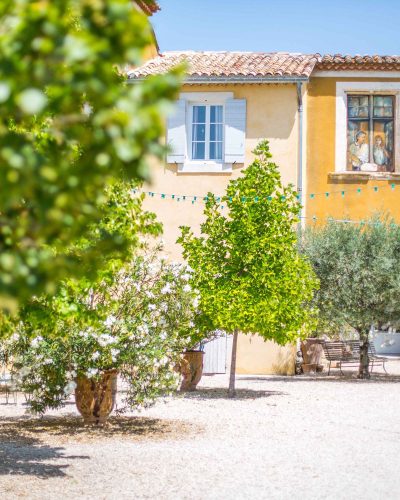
166, 92, 246, 173
190, 104, 224, 161
335, 82, 400, 174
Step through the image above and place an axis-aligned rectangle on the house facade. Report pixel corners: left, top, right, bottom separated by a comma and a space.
129, 50, 400, 375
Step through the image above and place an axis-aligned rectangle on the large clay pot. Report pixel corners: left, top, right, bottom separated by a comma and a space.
300, 338, 324, 373
179, 351, 204, 391
75, 369, 118, 425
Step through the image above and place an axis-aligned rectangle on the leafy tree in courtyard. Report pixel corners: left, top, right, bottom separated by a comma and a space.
302, 217, 400, 379
0, 0, 183, 312
178, 141, 318, 397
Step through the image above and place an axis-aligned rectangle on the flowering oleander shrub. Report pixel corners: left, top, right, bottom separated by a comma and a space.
8, 248, 200, 414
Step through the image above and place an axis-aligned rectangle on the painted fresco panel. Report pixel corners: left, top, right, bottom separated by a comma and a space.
347, 94, 394, 172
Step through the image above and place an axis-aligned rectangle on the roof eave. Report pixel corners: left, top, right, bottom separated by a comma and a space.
184, 75, 309, 83
128, 74, 310, 83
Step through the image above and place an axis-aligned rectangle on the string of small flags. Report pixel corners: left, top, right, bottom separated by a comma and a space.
133, 181, 398, 208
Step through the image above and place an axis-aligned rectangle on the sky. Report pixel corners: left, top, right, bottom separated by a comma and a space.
152, 0, 400, 55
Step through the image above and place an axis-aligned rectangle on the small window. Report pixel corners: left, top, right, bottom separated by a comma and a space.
191, 104, 223, 161
347, 94, 394, 172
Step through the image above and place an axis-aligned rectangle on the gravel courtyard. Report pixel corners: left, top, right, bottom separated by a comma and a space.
1, 364, 400, 500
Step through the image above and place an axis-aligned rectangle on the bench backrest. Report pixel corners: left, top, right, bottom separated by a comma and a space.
323, 340, 359, 361
322, 341, 345, 361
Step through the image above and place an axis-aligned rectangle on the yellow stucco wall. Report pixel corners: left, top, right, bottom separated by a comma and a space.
306, 77, 400, 223
145, 83, 300, 259
144, 83, 300, 375
236, 336, 296, 375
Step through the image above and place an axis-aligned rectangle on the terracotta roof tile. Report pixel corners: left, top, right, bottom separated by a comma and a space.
317, 54, 400, 71
128, 51, 320, 80
135, 0, 160, 16
129, 52, 400, 80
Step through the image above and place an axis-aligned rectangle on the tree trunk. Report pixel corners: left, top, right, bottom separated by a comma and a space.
358, 329, 370, 379
228, 330, 239, 398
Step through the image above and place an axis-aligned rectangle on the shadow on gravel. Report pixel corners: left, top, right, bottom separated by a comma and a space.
0, 414, 203, 449
238, 374, 400, 384
181, 388, 286, 400
0, 423, 86, 478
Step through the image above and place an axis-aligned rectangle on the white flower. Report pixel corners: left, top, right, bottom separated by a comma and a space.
87, 368, 98, 378
104, 315, 117, 328
189, 321, 195, 328
161, 283, 172, 294
192, 297, 199, 308
160, 331, 167, 340
145, 291, 155, 299
111, 348, 120, 362
31, 336, 43, 348
43, 358, 53, 365
92, 351, 100, 361
65, 370, 76, 380
181, 274, 191, 281
98, 334, 114, 347
183, 284, 192, 292
148, 304, 156, 311
19, 366, 31, 377
10, 332, 19, 342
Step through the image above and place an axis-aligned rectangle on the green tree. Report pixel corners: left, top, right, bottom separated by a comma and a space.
0, 0, 183, 311
178, 141, 318, 396
302, 216, 400, 378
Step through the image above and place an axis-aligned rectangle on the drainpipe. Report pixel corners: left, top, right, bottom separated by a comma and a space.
296, 82, 304, 229
295, 82, 304, 372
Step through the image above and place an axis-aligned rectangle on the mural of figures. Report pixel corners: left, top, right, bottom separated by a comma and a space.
347, 95, 394, 172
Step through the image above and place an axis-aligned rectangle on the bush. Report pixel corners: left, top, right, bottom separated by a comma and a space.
8, 248, 200, 414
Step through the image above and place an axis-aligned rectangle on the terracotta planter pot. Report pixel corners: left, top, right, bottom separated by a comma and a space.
300, 338, 324, 373
75, 369, 118, 425
179, 351, 204, 391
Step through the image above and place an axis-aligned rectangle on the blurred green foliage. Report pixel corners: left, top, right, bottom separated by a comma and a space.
0, 0, 183, 311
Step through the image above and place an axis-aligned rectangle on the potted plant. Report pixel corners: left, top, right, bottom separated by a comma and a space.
10, 250, 199, 424
177, 329, 222, 391
300, 337, 324, 373
178, 349, 204, 391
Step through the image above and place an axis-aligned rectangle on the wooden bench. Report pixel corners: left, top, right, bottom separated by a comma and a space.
322, 341, 359, 375
323, 340, 389, 375
368, 342, 388, 373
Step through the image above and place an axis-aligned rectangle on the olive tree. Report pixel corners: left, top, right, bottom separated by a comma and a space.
178, 141, 318, 396
0, 0, 182, 312
302, 217, 400, 378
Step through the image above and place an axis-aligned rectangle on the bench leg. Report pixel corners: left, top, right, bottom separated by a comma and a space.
383, 361, 387, 374
370, 361, 374, 374
328, 361, 331, 376
339, 362, 344, 376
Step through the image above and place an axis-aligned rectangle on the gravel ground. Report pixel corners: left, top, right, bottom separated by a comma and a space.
1, 362, 400, 500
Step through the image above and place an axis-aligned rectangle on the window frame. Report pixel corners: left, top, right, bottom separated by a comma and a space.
335, 82, 400, 175
176, 91, 234, 174
346, 93, 395, 171
189, 103, 225, 163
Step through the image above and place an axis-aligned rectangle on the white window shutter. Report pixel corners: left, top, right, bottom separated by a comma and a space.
224, 98, 246, 163
166, 99, 186, 163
